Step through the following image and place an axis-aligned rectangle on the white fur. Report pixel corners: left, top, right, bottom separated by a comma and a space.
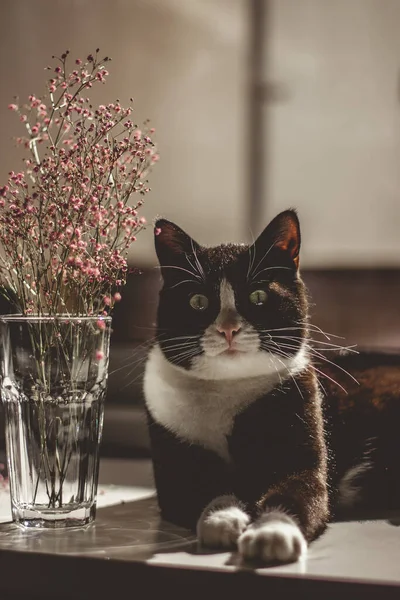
197, 496, 250, 548
144, 278, 309, 461
144, 345, 307, 461
215, 279, 240, 330
337, 461, 373, 508
238, 514, 307, 563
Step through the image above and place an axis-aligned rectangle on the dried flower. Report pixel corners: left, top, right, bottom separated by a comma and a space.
0, 49, 158, 317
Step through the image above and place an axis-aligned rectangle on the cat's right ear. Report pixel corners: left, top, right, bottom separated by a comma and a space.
154, 219, 200, 267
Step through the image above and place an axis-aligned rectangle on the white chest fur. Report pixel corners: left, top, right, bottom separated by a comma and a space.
144, 345, 308, 462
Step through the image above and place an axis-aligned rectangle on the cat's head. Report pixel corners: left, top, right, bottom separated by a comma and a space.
153, 210, 309, 380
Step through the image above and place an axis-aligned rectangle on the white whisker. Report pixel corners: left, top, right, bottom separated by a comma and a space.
155, 264, 202, 281
190, 239, 206, 282
251, 265, 292, 281
249, 242, 275, 282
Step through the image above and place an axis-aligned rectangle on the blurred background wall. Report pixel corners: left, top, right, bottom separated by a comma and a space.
0, 0, 248, 265
1, 0, 400, 267
265, 0, 400, 267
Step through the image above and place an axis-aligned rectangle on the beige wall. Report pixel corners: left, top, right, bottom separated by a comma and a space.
265, 0, 400, 267
0, 0, 248, 266
2, 0, 400, 268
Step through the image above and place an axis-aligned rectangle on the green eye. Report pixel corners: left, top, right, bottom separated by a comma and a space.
189, 294, 209, 311
249, 290, 268, 306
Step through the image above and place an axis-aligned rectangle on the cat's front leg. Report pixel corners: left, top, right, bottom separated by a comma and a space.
237, 471, 328, 564
238, 509, 306, 563
197, 495, 250, 549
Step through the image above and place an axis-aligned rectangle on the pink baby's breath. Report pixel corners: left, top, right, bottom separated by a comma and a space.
95, 350, 104, 360
0, 49, 158, 317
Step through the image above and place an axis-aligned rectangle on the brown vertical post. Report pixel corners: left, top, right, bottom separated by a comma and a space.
248, 0, 267, 235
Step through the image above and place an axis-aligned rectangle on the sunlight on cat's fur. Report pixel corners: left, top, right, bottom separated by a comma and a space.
144, 210, 400, 566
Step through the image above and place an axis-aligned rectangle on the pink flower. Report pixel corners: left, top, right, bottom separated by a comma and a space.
0, 49, 158, 319
95, 350, 104, 360
96, 319, 106, 330
155, 227, 162, 236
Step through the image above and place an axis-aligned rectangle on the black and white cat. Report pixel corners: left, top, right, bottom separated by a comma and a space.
144, 210, 400, 564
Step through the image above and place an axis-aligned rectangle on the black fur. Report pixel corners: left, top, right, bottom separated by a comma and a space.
146, 210, 400, 546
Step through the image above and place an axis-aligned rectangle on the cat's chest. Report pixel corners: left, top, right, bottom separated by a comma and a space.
144, 346, 282, 461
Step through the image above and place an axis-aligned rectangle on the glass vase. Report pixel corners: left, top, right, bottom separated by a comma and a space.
0, 315, 111, 529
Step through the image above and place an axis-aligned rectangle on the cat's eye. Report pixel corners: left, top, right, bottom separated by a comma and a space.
249, 290, 268, 306
189, 294, 209, 311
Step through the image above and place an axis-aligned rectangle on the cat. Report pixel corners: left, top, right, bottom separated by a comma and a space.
144, 209, 400, 565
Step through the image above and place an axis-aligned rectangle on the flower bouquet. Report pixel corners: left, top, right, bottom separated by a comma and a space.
0, 49, 157, 528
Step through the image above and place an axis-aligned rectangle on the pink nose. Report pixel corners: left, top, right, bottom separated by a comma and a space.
216, 324, 241, 345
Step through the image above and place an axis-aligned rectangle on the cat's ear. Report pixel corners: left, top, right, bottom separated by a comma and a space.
154, 219, 200, 266
253, 210, 301, 270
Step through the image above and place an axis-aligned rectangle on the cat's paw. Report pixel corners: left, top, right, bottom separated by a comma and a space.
197, 495, 250, 549
237, 510, 307, 564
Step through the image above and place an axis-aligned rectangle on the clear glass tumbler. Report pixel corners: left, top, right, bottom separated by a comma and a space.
0, 315, 111, 529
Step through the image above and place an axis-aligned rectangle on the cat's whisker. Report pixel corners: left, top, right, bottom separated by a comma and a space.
161, 342, 201, 350
167, 279, 200, 290
261, 323, 348, 344
112, 352, 151, 385
154, 264, 203, 281
309, 364, 348, 395
163, 343, 199, 352
270, 333, 357, 350
304, 346, 359, 385
162, 335, 201, 344
296, 322, 347, 341
171, 348, 201, 368
108, 340, 155, 371
251, 265, 292, 281
248, 242, 275, 282
190, 239, 206, 283
246, 238, 257, 282
263, 340, 350, 394
262, 342, 304, 399
108, 354, 147, 377
260, 328, 356, 352
266, 351, 283, 387
275, 335, 357, 353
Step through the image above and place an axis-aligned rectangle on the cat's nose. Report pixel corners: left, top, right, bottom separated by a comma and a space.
216, 324, 242, 345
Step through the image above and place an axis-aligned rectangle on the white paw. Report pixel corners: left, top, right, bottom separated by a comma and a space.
238, 514, 307, 564
197, 497, 250, 549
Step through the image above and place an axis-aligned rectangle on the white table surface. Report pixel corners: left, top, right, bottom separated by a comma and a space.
0, 458, 399, 589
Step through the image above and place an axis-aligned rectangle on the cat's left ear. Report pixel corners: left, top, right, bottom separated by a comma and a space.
254, 209, 301, 270
154, 218, 201, 266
